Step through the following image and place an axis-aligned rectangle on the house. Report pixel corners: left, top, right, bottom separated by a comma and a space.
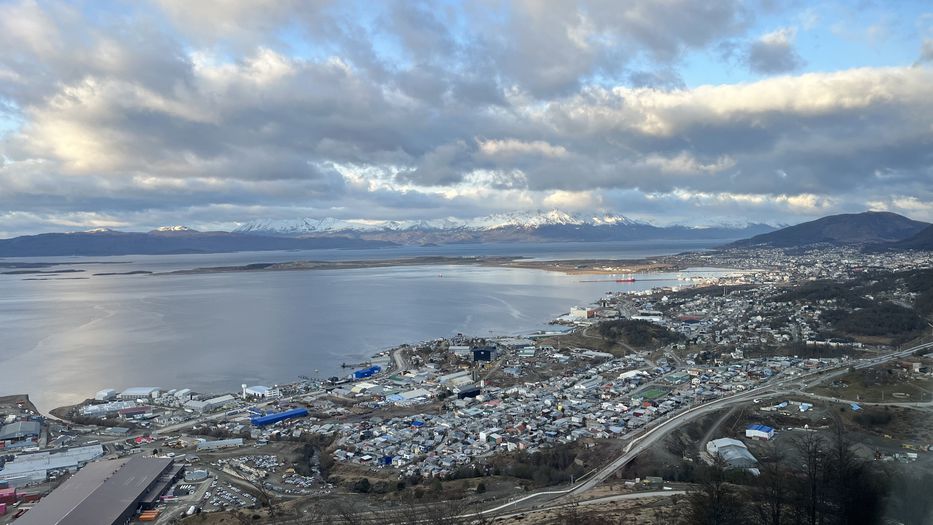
745, 424, 774, 440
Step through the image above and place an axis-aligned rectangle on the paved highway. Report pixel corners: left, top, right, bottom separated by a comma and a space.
473, 340, 933, 515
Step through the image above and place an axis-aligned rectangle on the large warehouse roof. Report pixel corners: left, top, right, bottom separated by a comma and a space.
0, 420, 40, 441
0, 445, 103, 485
15, 456, 173, 525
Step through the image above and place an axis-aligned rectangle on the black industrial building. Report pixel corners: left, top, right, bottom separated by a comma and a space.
472, 346, 496, 362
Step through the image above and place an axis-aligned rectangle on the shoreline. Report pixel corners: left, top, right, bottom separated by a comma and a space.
42, 262, 726, 418
160, 255, 690, 276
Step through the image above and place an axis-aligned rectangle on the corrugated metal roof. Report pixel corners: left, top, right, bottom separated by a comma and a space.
14, 456, 172, 525
0, 445, 104, 484
0, 421, 40, 441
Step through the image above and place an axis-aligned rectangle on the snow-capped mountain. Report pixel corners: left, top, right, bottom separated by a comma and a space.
152, 225, 196, 232
234, 210, 643, 235
231, 209, 775, 244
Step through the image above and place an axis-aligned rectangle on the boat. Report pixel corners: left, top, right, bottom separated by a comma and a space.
615, 277, 636, 283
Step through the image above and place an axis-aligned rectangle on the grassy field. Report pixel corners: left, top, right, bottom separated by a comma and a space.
807, 371, 933, 403
639, 387, 670, 401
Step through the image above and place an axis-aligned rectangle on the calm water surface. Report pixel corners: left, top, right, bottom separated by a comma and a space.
0, 241, 731, 411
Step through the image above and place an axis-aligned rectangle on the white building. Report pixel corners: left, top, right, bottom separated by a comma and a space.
745, 424, 775, 440
706, 438, 758, 469
244, 386, 273, 398
117, 387, 161, 400
185, 394, 235, 413
196, 438, 244, 451
437, 370, 471, 385
570, 306, 595, 319
448, 346, 472, 359
174, 388, 192, 401
94, 389, 117, 402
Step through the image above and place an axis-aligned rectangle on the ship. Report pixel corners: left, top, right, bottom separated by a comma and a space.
615, 275, 636, 283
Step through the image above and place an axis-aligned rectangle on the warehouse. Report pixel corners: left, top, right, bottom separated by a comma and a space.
94, 389, 117, 402
706, 438, 758, 469
14, 456, 177, 525
117, 387, 160, 400
472, 347, 497, 362
243, 385, 273, 398
184, 394, 235, 413
196, 438, 244, 451
0, 420, 40, 444
251, 407, 308, 426
0, 444, 103, 487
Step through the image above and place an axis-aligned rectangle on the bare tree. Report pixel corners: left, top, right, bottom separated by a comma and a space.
793, 431, 826, 525
682, 456, 748, 525
752, 443, 789, 525
886, 468, 933, 525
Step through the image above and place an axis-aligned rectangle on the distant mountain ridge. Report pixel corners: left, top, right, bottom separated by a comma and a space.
0, 230, 394, 257
883, 224, 933, 251
0, 209, 779, 257
233, 210, 641, 235
728, 211, 929, 248
233, 209, 777, 244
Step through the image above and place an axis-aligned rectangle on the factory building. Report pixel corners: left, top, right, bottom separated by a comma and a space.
250, 407, 309, 427
243, 385, 273, 398
196, 438, 244, 451
0, 445, 103, 487
117, 387, 161, 400
14, 456, 180, 525
174, 388, 192, 400
184, 394, 235, 413
93, 389, 117, 402
0, 421, 40, 447
80, 400, 136, 417
472, 347, 497, 362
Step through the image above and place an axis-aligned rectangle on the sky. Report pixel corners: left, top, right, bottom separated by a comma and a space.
0, 0, 931, 236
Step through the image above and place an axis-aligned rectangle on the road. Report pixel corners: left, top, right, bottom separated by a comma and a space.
696, 405, 738, 462
90, 339, 933, 523
489, 489, 686, 522
273, 489, 686, 525
797, 391, 933, 410
391, 347, 409, 373
474, 340, 933, 515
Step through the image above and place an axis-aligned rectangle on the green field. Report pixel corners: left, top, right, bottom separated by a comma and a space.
639, 387, 669, 400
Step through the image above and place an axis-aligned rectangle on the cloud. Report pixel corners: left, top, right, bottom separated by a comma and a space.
745, 28, 804, 74
477, 139, 568, 159
542, 190, 601, 210
0, 1, 930, 236
919, 39, 933, 64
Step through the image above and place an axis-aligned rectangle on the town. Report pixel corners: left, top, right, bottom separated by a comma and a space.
2, 245, 932, 524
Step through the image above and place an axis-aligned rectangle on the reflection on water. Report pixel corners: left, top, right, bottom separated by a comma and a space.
0, 245, 730, 411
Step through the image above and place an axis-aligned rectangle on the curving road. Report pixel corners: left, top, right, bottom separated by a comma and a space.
475, 340, 933, 514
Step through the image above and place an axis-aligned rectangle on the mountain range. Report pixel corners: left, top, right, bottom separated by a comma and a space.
726, 211, 930, 248
0, 229, 394, 257
0, 210, 775, 257
1, 210, 929, 258
232, 210, 777, 245
233, 210, 641, 235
